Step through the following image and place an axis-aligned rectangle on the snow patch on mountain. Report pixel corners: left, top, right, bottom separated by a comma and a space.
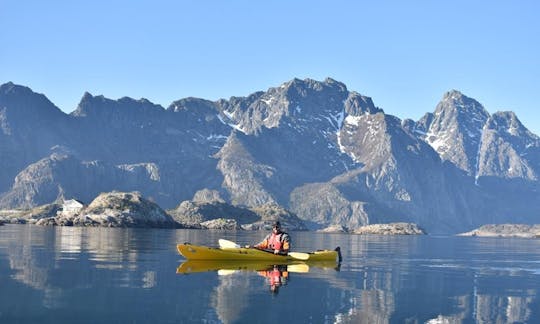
218, 111, 246, 133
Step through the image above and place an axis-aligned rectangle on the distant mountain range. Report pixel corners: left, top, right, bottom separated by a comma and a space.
1, 78, 539, 233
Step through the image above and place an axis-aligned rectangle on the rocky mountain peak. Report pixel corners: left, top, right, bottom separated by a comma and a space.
214, 77, 351, 135
437, 90, 488, 118
487, 111, 534, 138
344, 92, 382, 116
0, 82, 22, 95
281, 77, 347, 99
167, 97, 217, 113
0, 82, 63, 118
424, 90, 490, 175
477, 111, 540, 180
72, 92, 164, 118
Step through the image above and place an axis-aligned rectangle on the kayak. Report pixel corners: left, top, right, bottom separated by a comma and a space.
176, 259, 339, 274
177, 243, 341, 262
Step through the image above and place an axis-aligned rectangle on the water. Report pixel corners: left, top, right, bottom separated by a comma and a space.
1, 225, 539, 323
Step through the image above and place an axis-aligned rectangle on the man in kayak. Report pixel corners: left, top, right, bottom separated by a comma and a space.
252, 221, 291, 254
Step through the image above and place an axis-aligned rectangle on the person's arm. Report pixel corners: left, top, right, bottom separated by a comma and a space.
281, 233, 290, 252
254, 234, 270, 249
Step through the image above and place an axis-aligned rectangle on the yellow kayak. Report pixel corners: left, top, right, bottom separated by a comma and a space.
177, 243, 341, 262
176, 259, 339, 274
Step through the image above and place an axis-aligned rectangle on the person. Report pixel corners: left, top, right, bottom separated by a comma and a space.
252, 221, 291, 254
258, 264, 289, 295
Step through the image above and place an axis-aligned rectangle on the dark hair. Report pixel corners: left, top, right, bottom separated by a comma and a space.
272, 221, 281, 228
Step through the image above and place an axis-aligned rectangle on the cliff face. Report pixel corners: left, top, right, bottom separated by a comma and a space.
1, 79, 539, 233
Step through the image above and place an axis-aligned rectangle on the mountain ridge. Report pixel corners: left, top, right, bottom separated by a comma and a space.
0, 78, 538, 233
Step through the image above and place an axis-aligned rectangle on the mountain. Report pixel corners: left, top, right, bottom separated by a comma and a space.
416, 90, 490, 176
0, 79, 538, 233
0, 82, 69, 190
477, 111, 540, 180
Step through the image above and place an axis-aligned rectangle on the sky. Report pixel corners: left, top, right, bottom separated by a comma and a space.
1, 0, 539, 134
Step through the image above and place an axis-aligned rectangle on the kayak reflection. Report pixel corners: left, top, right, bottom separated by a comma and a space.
176, 259, 339, 275
177, 260, 340, 297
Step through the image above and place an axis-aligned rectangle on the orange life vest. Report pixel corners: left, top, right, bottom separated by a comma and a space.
267, 232, 284, 250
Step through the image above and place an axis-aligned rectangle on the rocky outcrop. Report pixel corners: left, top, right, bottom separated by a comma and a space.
353, 223, 426, 235
200, 218, 240, 230
246, 204, 307, 231
0, 203, 62, 224
458, 224, 540, 238
168, 200, 259, 228
317, 224, 349, 233
36, 191, 178, 228
169, 200, 307, 230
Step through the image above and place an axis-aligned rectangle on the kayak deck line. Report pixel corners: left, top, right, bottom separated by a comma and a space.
177, 242, 342, 262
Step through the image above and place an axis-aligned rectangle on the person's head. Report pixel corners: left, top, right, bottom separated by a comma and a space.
272, 221, 281, 233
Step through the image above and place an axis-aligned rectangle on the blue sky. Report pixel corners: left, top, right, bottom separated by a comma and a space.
1, 1, 539, 134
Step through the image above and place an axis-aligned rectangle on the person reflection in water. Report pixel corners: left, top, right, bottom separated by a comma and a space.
258, 265, 288, 295
252, 221, 290, 254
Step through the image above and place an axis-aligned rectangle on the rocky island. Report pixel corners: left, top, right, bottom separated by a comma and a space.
458, 224, 540, 238
1, 191, 537, 238
35, 192, 178, 228
0, 191, 310, 231
353, 223, 427, 235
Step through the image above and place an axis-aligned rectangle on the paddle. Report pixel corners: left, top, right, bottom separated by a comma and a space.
217, 263, 309, 275
218, 239, 240, 249
287, 263, 309, 273
218, 239, 310, 261
286, 252, 310, 261
217, 269, 238, 276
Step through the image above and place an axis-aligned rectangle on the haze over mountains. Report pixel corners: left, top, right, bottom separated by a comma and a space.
1, 78, 539, 233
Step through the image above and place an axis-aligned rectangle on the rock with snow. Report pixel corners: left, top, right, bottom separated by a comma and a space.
458, 224, 540, 238
353, 223, 426, 235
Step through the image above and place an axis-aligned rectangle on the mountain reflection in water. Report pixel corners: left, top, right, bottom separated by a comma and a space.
0, 226, 539, 323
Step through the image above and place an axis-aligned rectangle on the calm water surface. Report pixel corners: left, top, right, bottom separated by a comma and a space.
1, 225, 539, 323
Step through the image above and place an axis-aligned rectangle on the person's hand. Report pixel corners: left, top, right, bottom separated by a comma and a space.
274, 249, 280, 254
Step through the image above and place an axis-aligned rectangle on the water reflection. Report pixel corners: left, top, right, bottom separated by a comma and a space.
0, 226, 539, 323
0, 225, 170, 313
177, 260, 342, 323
